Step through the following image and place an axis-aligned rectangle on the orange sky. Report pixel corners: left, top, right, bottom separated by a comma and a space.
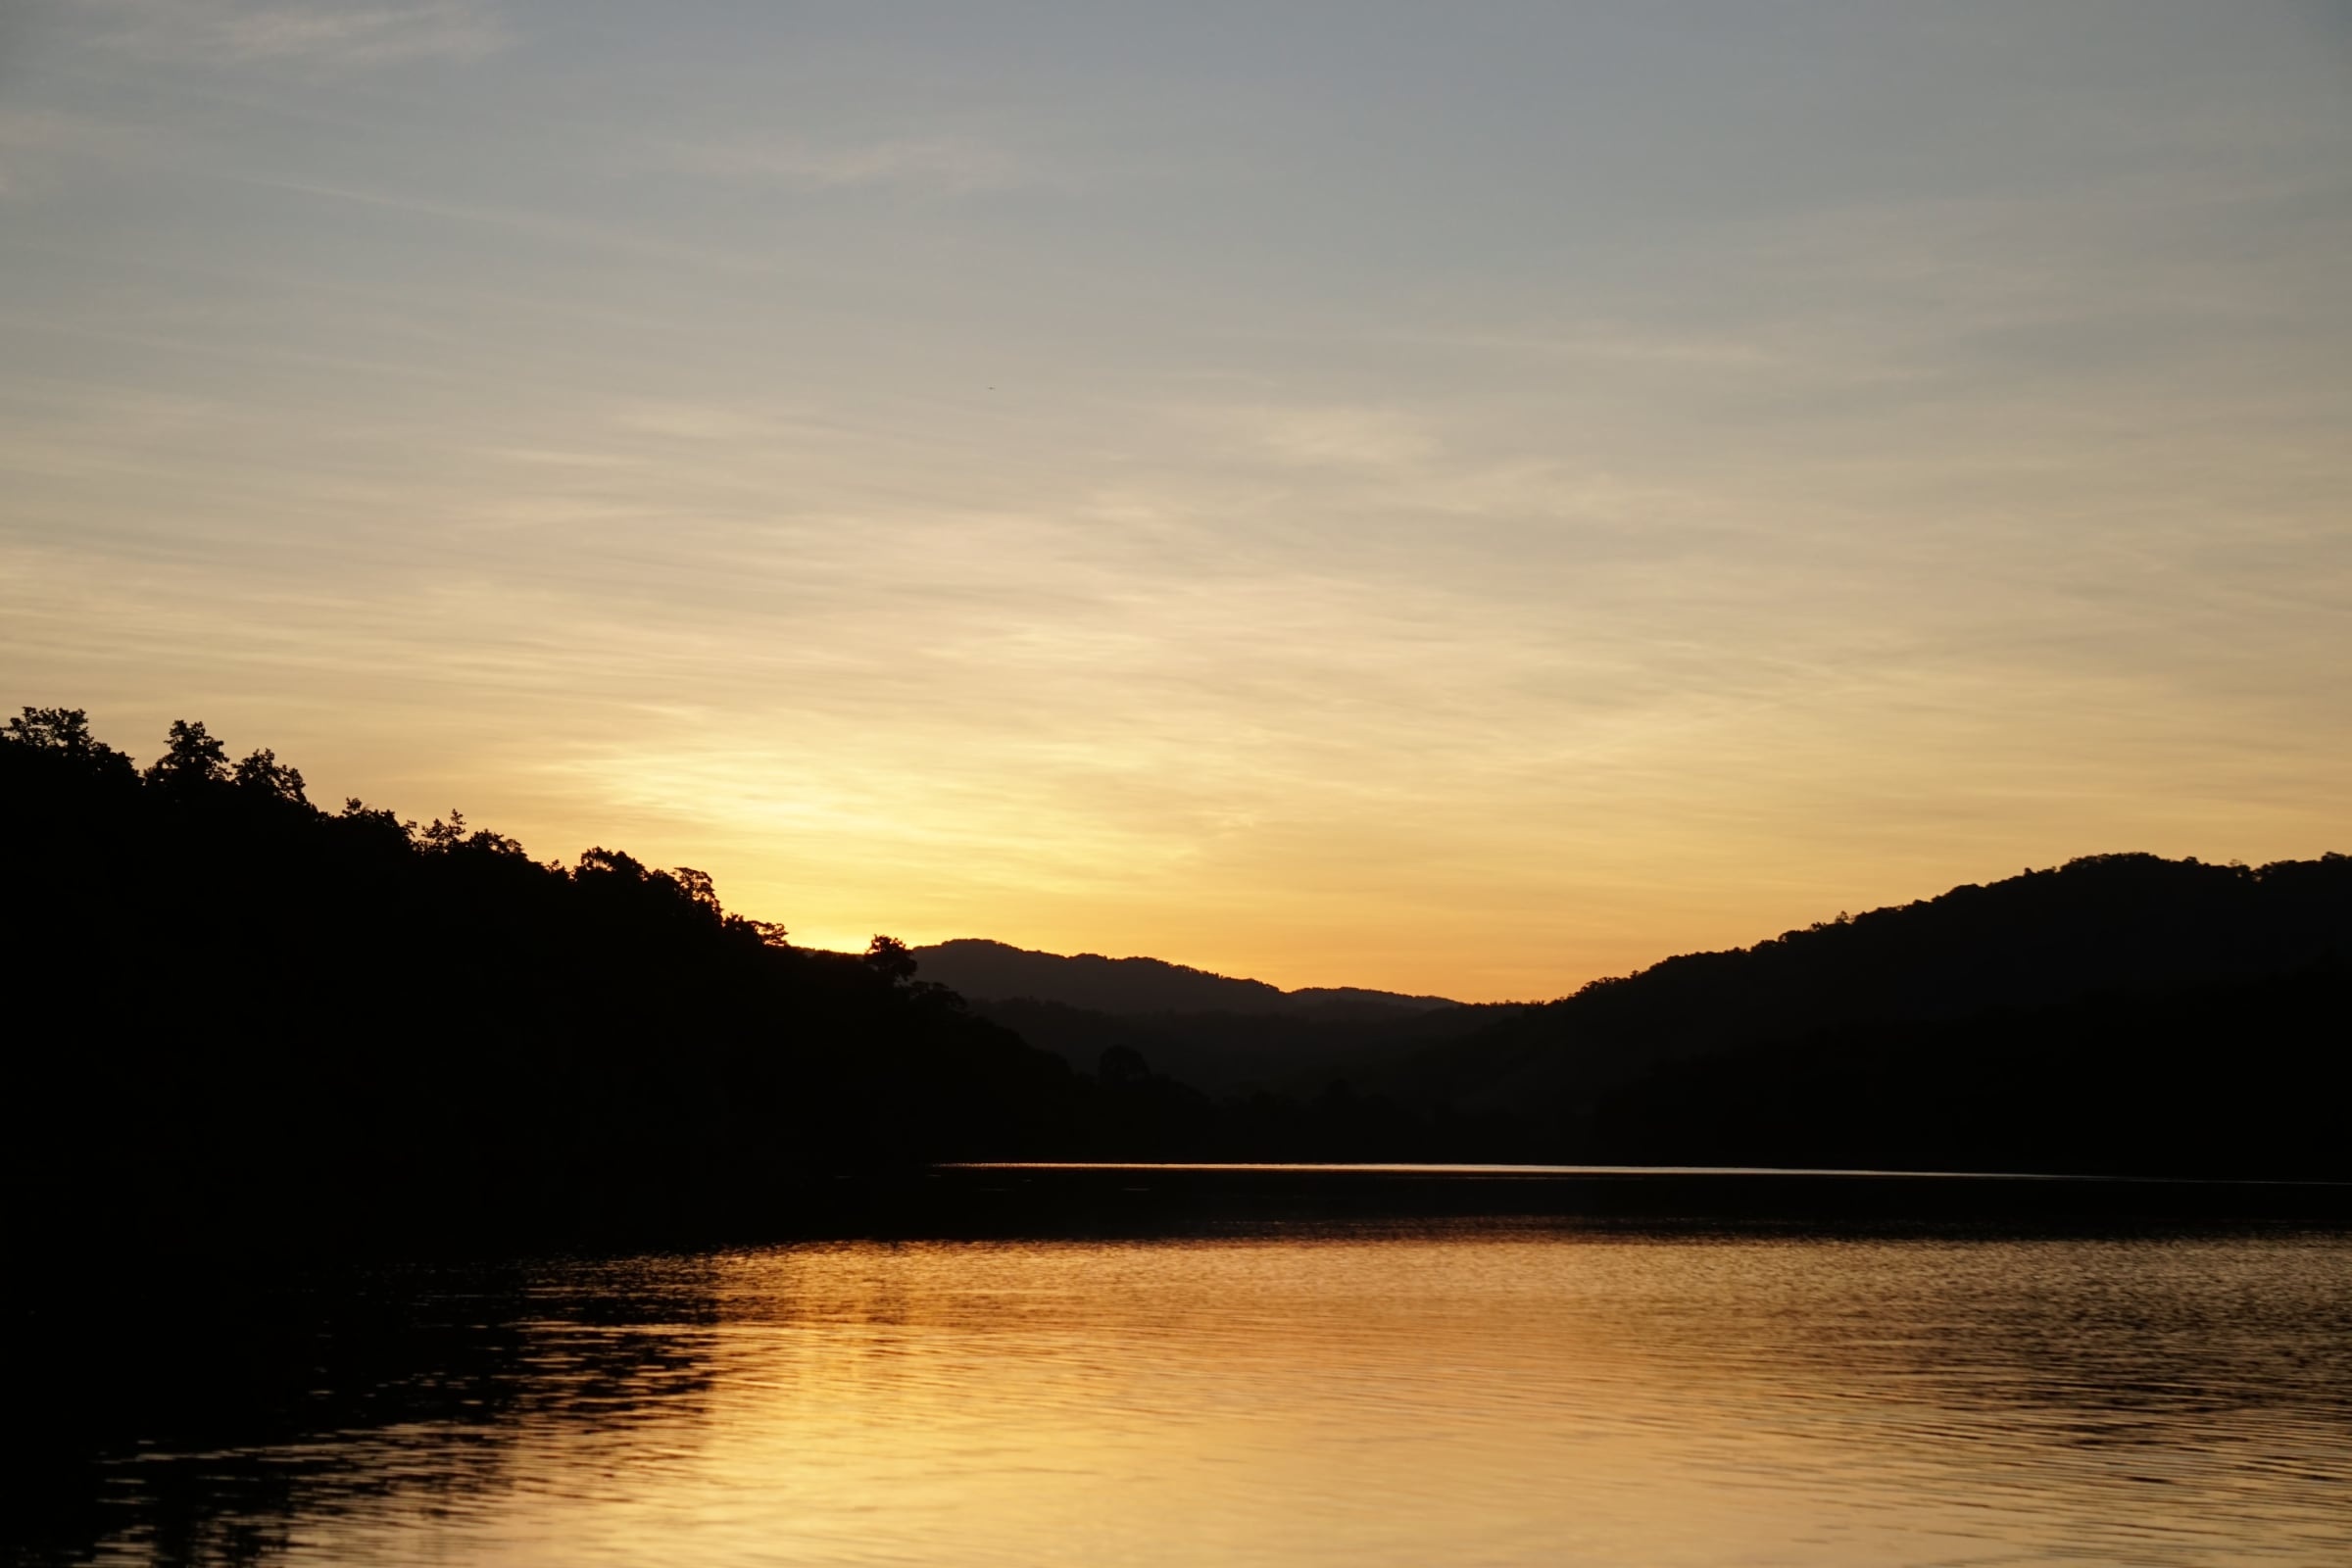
4, 4, 2347, 1000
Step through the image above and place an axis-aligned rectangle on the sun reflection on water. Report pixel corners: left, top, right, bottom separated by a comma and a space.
57, 1225, 2352, 1567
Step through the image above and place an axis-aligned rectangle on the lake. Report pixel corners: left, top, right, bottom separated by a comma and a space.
18, 1171, 2352, 1566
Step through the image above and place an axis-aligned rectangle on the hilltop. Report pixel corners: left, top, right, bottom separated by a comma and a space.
909, 939, 1459, 1017
1384, 852, 2349, 1175
907, 939, 1495, 1094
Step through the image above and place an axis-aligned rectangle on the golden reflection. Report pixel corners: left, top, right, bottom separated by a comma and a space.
269, 1230, 2352, 1566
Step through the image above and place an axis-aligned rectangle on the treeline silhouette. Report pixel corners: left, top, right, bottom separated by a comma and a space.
910, 859, 2349, 1179
1390, 851, 2350, 1177
8, 707, 2348, 1256
4, 709, 1498, 1253
2, 709, 1112, 1252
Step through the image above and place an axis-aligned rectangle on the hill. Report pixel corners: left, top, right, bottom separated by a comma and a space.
9, 704, 2343, 1222
1388, 853, 2350, 1176
907, 939, 1491, 1095
2, 706, 1513, 1252
1, 709, 1104, 1253
909, 939, 1458, 1017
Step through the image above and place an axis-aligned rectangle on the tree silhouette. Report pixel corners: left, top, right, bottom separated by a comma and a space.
142, 718, 229, 793
3, 701, 2344, 1265
231, 747, 308, 806
1, 709, 1110, 1255
864, 934, 919, 985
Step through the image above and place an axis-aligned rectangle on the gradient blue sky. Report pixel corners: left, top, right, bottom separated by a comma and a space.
4, 1, 2348, 998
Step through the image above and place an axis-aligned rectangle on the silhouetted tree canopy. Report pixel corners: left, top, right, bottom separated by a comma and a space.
2, 710, 1102, 1254
143, 716, 231, 793
1381, 850, 2350, 1176
5, 706, 2345, 1262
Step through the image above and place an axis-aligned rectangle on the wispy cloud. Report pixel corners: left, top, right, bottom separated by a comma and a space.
219, 172, 770, 273
11, 3, 2346, 998
1230, 405, 1437, 472
79, 0, 508, 68
0, 109, 75, 196
666, 136, 1027, 193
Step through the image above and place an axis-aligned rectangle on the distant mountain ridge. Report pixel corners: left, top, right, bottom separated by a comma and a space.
921, 854, 2348, 1177
909, 938, 1460, 1017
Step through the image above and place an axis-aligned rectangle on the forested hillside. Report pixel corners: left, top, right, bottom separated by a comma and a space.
1395, 852, 2350, 1176
1, 709, 1095, 1251
9, 703, 2345, 1259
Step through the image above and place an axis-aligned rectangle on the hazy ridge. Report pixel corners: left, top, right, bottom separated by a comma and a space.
909, 939, 1460, 1018
908, 938, 1494, 1095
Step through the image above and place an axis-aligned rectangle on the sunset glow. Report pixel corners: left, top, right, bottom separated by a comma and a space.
5, 3, 2346, 998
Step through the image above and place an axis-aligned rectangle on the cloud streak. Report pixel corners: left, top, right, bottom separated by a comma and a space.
78, 0, 508, 68
6, 3, 2348, 997
665, 136, 1029, 194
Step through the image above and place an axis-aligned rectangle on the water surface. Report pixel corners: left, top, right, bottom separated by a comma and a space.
29, 1219, 2352, 1566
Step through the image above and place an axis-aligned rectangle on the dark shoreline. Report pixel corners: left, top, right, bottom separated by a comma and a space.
22, 1163, 2350, 1278
883, 1161, 2352, 1240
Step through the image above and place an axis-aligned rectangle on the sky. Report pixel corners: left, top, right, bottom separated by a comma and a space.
3, 1, 2347, 1001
